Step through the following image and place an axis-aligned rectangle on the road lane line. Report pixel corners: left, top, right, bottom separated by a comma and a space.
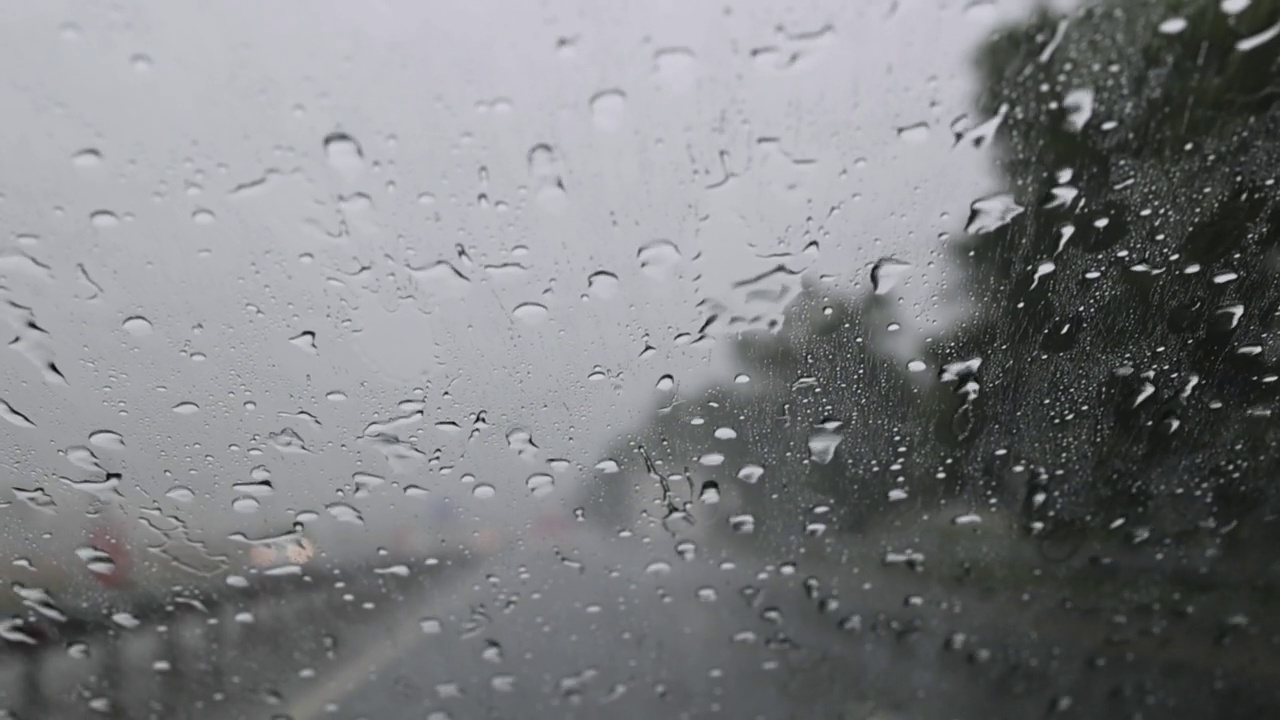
284, 563, 475, 720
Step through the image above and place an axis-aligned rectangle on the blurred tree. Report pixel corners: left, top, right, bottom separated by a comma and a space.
946, 0, 1280, 542
581, 0, 1280, 564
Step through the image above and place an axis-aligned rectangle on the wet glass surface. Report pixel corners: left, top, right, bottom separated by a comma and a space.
2, 0, 1279, 718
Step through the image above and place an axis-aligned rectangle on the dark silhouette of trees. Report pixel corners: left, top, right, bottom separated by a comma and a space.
581, 0, 1280, 563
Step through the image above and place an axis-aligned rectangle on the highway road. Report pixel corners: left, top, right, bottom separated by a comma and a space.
3, 519, 1277, 719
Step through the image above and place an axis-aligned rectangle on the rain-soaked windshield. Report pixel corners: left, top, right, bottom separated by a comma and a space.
2, 0, 1279, 718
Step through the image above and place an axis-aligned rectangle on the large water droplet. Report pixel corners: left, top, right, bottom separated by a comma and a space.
653, 47, 698, 92
589, 89, 627, 131
587, 271, 619, 300
72, 149, 102, 167
1062, 88, 1094, 133
324, 132, 364, 175
526, 473, 555, 497
289, 331, 317, 353
473, 483, 496, 499
165, 486, 195, 502
121, 316, 153, 336
172, 401, 199, 414
870, 257, 911, 295
88, 430, 125, 450
231, 480, 274, 496
698, 452, 725, 466
729, 514, 756, 534
512, 302, 549, 324
0, 399, 35, 428
637, 240, 682, 280
737, 464, 764, 484
896, 122, 929, 144
66, 446, 104, 471
965, 193, 1024, 234
699, 481, 720, 504
90, 210, 120, 228
808, 432, 842, 464
325, 503, 364, 525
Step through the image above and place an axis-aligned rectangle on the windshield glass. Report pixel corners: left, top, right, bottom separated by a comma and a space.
2, 1, 1278, 718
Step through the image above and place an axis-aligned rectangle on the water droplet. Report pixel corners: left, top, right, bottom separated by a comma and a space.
66, 445, 104, 471
231, 480, 274, 496
506, 428, 539, 459
808, 432, 842, 464
323, 131, 364, 175
526, 473, 555, 497
871, 257, 911, 295
325, 503, 364, 525
122, 315, 153, 336
645, 560, 672, 575
1157, 17, 1187, 34
482, 640, 504, 663
419, 617, 442, 634
676, 540, 697, 560
965, 193, 1024, 234
88, 430, 125, 449
0, 399, 36, 428
490, 675, 516, 693
75, 547, 117, 576
906, 359, 927, 373
473, 483, 496, 499
697, 586, 718, 602
326, 390, 348, 401
165, 486, 195, 502
353, 472, 385, 494
232, 496, 260, 513
655, 374, 675, 391
172, 401, 199, 414
1222, 0, 1252, 16
594, 459, 620, 473
698, 481, 721, 504
1029, 260, 1056, 290
13, 487, 56, 512
896, 122, 929, 144
191, 208, 216, 224
589, 89, 627, 131
289, 331, 317, 353
653, 47, 698, 92
737, 464, 764, 484
698, 452, 725, 466
729, 514, 756, 534
90, 210, 120, 228
129, 53, 153, 71
512, 302, 549, 324
714, 427, 737, 440
112, 612, 140, 629
637, 240, 682, 280
587, 270, 619, 299
72, 149, 102, 167
1062, 88, 1094, 132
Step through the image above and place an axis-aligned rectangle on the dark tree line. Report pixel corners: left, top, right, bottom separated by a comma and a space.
581, 0, 1280, 565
